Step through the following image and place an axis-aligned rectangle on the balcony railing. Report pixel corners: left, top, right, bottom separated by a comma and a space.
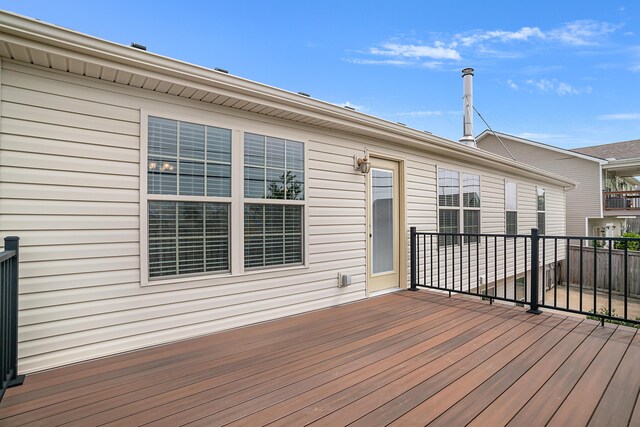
603, 190, 640, 210
410, 228, 640, 326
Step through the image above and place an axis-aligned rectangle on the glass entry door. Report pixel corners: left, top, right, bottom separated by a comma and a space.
367, 157, 400, 293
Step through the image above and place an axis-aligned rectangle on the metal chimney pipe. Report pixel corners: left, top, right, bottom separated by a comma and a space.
460, 67, 476, 147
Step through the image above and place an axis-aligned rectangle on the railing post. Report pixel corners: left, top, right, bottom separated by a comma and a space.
527, 228, 542, 314
409, 227, 418, 291
4, 236, 24, 389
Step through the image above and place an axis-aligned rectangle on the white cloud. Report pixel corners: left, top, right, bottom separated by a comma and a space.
369, 43, 461, 60
507, 79, 519, 90
348, 19, 619, 68
421, 61, 444, 69
457, 26, 545, 47
631, 65, 640, 72
527, 79, 554, 91
548, 20, 618, 46
454, 20, 617, 49
597, 113, 640, 120
525, 79, 589, 95
556, 82, 579, 95
346, 58, 412, 66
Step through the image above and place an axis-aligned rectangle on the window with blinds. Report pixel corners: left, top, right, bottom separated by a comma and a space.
147, 117, 232, 279
505, 181, 518, 235
438, 168, 481, 245
243, 132, 305, 270
244, 204, 303, 268
462, 173, 480, 242
244, 133, 304, 200
537, 187, 546, 234
149, 201, 229, 277
148, 117, 231, 197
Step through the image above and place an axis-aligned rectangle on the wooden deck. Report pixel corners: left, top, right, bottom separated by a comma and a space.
1, 290, 639, 426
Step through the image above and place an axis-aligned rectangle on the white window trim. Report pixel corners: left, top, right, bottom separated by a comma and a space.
436, 167, 482, 245
139, 109, 310, 287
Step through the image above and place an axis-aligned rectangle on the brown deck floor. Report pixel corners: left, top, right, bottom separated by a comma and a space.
1, 290, 639, 426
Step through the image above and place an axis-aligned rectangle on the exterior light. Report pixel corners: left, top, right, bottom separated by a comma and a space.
354, 155, 371, 174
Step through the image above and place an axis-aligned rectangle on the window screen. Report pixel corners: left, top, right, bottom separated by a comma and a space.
244, 133, 304, 200
439, 209, 459, 246
506, 211, 518, 235
463, 210, 480, 243
463, 174, 480, 208
148, 201, 229, 278
244, 204, 303, 268
148, 117, 231, 197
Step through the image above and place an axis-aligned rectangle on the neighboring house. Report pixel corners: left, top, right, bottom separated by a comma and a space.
572, 140, 640, 235
477, 131, 640, 237
0, 12, 574, 374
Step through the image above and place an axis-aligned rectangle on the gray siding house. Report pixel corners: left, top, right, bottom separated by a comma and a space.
478, 131, 640, 237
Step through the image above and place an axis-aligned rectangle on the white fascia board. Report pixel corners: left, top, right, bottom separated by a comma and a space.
476, 130, 608, 165
602, 157, 640, 170
0, 11, 577, 188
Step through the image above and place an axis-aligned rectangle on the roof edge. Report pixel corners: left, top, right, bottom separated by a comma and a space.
476, 130, 608, 165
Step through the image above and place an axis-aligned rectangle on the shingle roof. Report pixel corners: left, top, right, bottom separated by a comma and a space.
571, 139, 640, 160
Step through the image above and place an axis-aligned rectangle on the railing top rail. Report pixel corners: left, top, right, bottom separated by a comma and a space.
549, 235, 640, 242
0, 250, 17, 263
412, 230, 640, 243
412, 231, 532, 239
603, 190, 640, 195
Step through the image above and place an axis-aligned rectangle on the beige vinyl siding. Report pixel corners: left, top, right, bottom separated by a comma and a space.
1, 60, 566, 373
478, 134, 599, 236
413, 160, 566, 298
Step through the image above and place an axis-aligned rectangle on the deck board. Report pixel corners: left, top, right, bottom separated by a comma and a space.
547, 327, 637, 427
588, 330, 640, 427
1, 290, 638, 427
466, 320, 598, 426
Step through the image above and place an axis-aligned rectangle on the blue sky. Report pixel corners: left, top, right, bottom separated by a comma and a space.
3, 1, 639, 149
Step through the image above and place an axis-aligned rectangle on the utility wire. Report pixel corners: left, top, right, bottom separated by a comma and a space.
473, 106, 516, 161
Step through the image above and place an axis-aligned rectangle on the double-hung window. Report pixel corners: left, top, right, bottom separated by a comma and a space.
438, 169, 460, 245
243, 133, 304, 269
505, 181, 518, 235
438, 168, 481, 245
147, 117, 232, 278
537, 187, 546, 234
462, 173, 481, 243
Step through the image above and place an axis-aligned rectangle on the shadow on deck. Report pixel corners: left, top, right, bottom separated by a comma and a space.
1, 290, 639, 426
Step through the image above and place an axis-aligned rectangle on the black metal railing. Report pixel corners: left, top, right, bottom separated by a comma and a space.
1, 236, 24, 402
410, 227, 640, 326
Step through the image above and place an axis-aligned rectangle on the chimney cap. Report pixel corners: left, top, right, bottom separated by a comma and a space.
461, 67, 474, 77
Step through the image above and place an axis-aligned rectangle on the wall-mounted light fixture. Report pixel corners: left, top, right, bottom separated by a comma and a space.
353, 151, 371, 174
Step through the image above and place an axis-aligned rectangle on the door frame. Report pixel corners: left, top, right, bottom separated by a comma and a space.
365, 152, 407, 296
